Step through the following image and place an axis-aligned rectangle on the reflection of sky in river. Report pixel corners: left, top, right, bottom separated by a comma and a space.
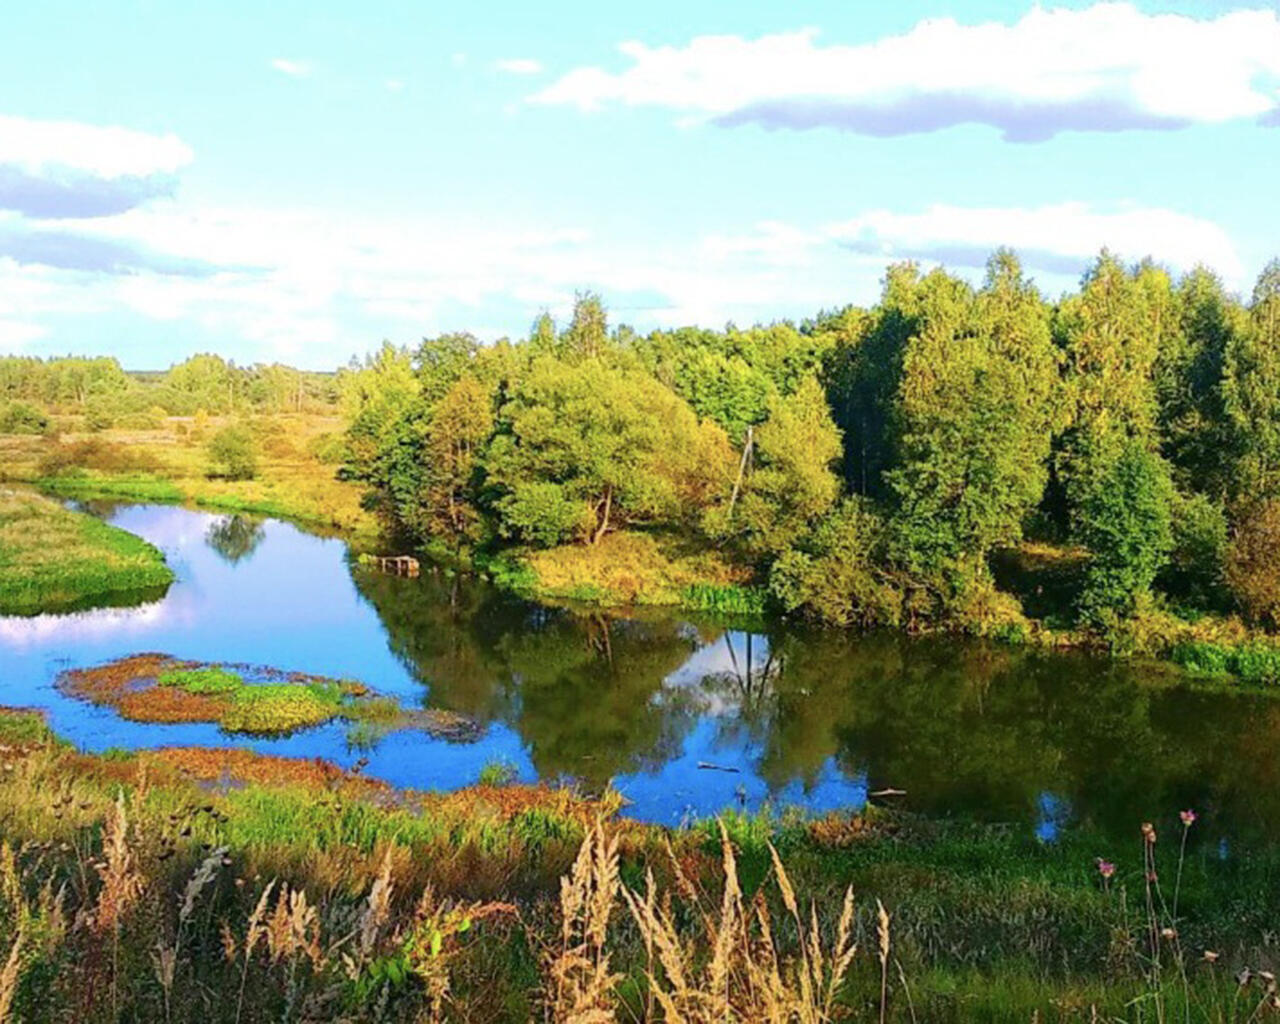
3, 502, 1272, 844
0, 504, 870, 824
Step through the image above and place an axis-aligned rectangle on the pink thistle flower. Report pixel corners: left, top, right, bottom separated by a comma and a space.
1180, 809, 1197, 827
1096, 858, 1116, 880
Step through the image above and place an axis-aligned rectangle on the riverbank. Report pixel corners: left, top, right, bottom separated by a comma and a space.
8, 418, 1280, 685
0, 416, 383, 545
0, 707, 1272, 1022
0, 489, 173, 615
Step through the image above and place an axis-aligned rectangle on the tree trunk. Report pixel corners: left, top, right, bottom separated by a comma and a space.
591, 486, 612, 545
725, 425, 754, 522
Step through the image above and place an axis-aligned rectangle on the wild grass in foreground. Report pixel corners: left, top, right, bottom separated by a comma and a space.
0, 489, 173, 615
0, 708, 1277, 1021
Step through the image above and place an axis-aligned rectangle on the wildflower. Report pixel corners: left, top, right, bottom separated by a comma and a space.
1161, 927, 1177, 941
1146, 871, 1159, 883
1203, 950, 1220, 963
1237, 968, 1253, 987
1180, 809, 1197, 827
1141, 822, 1157, 844
1096, 859, 1116, 880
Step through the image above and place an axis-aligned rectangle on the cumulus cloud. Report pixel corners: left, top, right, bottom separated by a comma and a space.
531, 3, 1280, 141
0, 115, 193, 218
495, 58, 543, 75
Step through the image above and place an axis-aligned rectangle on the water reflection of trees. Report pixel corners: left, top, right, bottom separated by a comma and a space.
352, 569, 1280, 839
352, 571, 703, 788
205, 515, 266, 565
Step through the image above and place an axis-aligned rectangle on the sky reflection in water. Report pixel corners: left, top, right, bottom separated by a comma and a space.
2, 503, 1277, 840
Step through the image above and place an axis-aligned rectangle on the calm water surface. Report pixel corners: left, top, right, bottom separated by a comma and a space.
3, 503, 1278, 842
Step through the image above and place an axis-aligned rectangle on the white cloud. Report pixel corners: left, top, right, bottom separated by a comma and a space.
1, 193, 1248, 365
0, 318, 46, 350
531, 3, 1280, 140
270, 58, 312, 77
0, 114, 192, 179
494, 58, 544, 75
827, 202, 1245, 283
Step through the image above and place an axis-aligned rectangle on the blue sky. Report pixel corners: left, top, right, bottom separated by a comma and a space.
1, 0, 1278, 369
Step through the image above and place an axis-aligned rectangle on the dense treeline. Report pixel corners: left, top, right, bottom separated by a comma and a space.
0, 352, 339, 428
340, 250, 1280, 642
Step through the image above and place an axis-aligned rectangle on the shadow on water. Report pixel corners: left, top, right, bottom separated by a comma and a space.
4, 502, 1280, 839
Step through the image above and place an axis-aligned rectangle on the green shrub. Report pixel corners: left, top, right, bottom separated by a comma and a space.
498, 482, 590, 547
0, 400, 50, 435
206, 424, 259, 480
1076, 442, 1175, 629
478, 758, 519, 786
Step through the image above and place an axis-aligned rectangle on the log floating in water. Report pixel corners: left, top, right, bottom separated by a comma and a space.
697, 761, 741, 773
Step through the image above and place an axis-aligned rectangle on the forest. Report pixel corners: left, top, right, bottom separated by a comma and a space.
329, 249, 1280, 653
5, 247, 1280, 657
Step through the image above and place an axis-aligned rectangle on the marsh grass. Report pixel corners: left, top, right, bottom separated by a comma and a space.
0, 489, 174, 615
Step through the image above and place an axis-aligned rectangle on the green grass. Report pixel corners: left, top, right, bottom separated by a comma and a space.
478, 758, 519, 786
157, 666, 244, 694
1171, 640, 1280, 684
680, 581, 769, 616
0, 489, 174, 614
219, 682, 346, 733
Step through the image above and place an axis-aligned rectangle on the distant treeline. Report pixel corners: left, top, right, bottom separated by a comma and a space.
0, 353, 340, 426
339, 249, 1280, 642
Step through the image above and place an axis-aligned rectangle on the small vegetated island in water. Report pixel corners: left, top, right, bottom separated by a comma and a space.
58, 653, 480, 740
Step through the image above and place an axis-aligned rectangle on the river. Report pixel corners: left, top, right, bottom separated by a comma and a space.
2, 502, 1277, 843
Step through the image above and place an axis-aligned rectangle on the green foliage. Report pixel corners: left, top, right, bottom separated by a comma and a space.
1225, 498, 1280, 628
1222, 260, 1280, 499
885, 255, 1061, 588
206, 423, 258, 480
1076, 442, 1175, 628
477, 758, 519, 786
1160, 491, 1229, 609
1171, 640, 1280, 684
488, 356, 733, 547
770, 497, 901, 627
499, 481, 592, 547
678, 582, 768, 616
0, 400, 50, 434
709, 376, 842, 560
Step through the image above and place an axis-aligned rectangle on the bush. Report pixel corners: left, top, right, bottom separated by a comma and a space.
769, 498, 901, 627
1226, 499, 1280, 628
1076, 443, 1175, 629
1160, 491, 1228, 609
499, 482, 591, 548
0, 400, 50, 435
206, 424, 258, 480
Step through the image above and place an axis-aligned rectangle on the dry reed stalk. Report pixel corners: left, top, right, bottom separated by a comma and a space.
0, 926, 23, 1024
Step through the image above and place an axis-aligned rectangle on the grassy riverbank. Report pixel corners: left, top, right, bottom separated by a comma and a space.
0, 707, 1275, 1021
0, 490, 173, 615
